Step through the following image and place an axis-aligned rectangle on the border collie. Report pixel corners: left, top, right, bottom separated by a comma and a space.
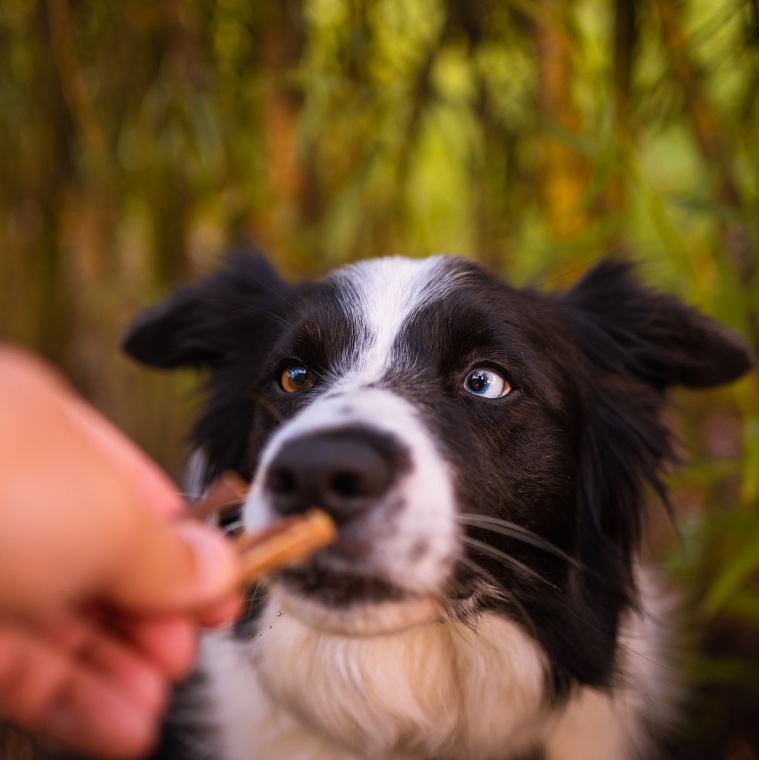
124, 252, 754, 760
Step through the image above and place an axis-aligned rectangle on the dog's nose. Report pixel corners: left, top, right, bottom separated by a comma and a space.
265, 430, 401, 525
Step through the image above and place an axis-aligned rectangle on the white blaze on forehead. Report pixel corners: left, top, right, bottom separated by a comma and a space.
328, 255, 468, 384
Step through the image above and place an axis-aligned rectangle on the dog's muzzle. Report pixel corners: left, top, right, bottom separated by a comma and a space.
244, 388, 459, 632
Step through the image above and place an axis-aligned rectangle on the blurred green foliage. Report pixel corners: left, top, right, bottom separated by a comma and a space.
1, 0, 758, 757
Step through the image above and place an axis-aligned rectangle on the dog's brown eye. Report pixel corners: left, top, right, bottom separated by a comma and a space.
280, 364, 312, 393
463, 368, 511, 399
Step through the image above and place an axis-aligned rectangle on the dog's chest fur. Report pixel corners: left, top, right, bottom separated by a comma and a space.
206, 597, 547, 760
198, 580, 670, 760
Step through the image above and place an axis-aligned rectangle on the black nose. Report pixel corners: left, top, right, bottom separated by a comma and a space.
265, 429, 405, 525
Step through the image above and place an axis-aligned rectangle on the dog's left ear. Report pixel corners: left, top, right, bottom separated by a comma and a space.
123, 251, 298, 371
123, 250, 302, 481
563, 259, 756, 391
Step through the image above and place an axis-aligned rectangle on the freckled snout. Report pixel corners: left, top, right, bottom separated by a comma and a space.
265, 428, 408, 526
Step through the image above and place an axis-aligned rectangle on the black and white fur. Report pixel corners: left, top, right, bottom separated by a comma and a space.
124, 252, 754, 760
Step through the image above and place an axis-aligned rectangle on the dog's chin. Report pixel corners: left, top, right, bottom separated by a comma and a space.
273, 569, 443, 635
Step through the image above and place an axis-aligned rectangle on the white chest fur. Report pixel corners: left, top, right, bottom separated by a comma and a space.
203, 589, 551, 760
200, 582, 673, 760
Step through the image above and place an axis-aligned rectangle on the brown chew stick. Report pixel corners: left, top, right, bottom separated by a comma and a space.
235, 510, 337, 584
191, 471, 249, 523
192, 473, 337, 585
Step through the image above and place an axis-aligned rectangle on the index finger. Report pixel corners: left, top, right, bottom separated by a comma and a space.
0, 347, 186, 521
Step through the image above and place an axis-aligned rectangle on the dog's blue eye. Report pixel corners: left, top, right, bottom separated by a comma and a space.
280, 364, 312, 393
463, 368, 510, 399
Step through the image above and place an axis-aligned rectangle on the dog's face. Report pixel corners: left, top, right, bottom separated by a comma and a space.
124, 252, 754, 690
243, 256, 579, 636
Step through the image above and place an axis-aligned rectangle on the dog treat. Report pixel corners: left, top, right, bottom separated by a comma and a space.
192, 471, 250, 524
192, 473, 337, 585
235, 510, 336, 584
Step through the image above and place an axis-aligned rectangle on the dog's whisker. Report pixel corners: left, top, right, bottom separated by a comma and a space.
461, 536, 560, 590
175, 489, 204, 502
196, 497, 245, 513
454, 554, 511, 605
455, 555, 543, 642
243, 581, 266, 598
242, 589, 266, 605
457, 515, 618, 587
234, 583, 269, 632
456, 514, 581, 567
458, 556, 673, 673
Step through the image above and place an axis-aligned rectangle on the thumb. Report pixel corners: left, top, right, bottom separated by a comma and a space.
102, 517, 239, 615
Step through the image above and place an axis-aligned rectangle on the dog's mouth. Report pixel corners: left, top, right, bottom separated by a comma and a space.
277, 559, 406, 607
266, 547, 448, 635
236, 492, 462, 635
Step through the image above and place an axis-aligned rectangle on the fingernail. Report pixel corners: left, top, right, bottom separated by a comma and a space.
175, 522, 238, 603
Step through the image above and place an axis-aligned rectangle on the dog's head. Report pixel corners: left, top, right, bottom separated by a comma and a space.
124, 251, 754, 689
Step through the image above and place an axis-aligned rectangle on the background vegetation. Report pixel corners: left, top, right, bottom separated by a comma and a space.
1, 0, 758, 757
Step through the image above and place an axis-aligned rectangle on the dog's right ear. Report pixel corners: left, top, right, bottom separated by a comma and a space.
123, 251, 299, 371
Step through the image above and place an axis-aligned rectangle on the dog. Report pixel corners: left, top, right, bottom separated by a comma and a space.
124, 251, 754, 760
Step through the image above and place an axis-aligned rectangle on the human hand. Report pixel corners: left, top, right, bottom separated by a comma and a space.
0, 348, 240, 758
